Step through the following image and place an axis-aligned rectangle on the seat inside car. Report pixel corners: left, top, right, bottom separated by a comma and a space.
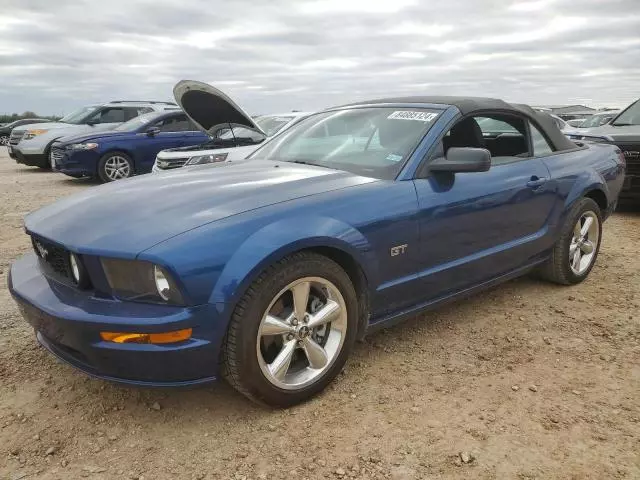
443, 117, 485, 153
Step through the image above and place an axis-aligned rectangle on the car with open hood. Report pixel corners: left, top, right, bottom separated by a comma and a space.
8, 101, 178, 169
152, 81, 312, 172
49, 110, 208, 182
566, 99, 640, 202
9, 93, 624, 406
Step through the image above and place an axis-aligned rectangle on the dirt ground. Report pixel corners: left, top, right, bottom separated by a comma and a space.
0, 148, 638, 480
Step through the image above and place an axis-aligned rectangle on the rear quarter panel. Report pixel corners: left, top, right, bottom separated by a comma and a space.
542, 143, 623, 233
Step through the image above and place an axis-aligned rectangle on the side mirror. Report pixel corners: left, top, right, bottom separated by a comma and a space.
429, 147, 491, 173
146, 126, 161, 137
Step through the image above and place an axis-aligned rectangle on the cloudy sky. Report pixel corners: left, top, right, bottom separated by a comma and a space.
1, 0, 639, 116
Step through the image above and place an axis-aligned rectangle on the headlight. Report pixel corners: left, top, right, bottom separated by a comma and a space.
23, 129, 49, 140
68, 142, 98, 151
67, 252, 91, 288
69, 253, 81, 283
154, 265, 171, 301
185, 153, 228, 166
101, 258, 184, 305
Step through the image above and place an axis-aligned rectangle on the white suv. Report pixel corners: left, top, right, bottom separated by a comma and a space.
152, 80, 312, 172
9, 101, 178, 168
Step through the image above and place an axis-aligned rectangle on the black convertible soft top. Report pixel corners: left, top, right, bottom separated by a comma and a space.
339, 96, 577, 152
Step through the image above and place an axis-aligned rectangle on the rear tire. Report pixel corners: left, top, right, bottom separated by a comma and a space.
537, 197, 602, 285
98, 152, 133, 183
221, 252, 358, 407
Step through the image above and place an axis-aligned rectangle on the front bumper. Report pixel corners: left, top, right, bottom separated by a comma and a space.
51, 147, 100, 178
9, 254, 225, 386
11, 146, 48, 167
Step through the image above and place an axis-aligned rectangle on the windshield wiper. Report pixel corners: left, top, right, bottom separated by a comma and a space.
288, 160, 333, 169
611, 123, 634, 126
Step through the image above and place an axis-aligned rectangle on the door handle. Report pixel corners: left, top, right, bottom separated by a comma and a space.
526, 176, 548, 188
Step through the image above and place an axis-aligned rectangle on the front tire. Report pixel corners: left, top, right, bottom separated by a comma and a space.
98, 152, 133, 183
222, 252, 358, 407
537, 197, 602, 285
0, 135, 8, 146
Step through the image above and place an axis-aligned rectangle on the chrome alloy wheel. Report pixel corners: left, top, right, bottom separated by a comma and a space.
256, 277, 348, 390
104, 155, 131, 181
0, 136, 8, 146
569, 211, 599, 275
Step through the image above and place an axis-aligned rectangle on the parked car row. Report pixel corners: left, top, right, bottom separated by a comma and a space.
565, 98, 640, 202
7, 80, 628, 406
7, 101, 178, 168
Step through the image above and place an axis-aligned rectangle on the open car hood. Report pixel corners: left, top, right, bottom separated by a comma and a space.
173, 80, 265, 138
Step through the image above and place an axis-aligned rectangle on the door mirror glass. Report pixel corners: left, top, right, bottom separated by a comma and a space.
146, 126, 161, 136
430, 147, 491, 173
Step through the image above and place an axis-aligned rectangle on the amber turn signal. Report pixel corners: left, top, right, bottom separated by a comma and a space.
100, 328, 192, 344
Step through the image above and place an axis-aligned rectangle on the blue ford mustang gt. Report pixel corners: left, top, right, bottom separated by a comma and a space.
50, 110, 208, 182
9, 81, 625, 406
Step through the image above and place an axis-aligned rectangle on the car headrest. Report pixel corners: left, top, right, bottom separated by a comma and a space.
445, 117, 485, 150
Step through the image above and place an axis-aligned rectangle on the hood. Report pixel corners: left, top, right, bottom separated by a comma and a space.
54, 130, 130, 146
12, 122, 114, 137
173, 80, 265, 137
12, 121, 69, 132
25, 160, 376, 257
570, 124, 640, 142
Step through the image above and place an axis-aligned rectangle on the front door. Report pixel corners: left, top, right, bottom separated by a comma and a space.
413, 114, 556, 301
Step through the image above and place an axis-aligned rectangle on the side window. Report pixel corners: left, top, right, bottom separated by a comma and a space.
529, 122, 554, 156
156, 115, 190, 132
123, 108, 140, 121
476, 117, 519, 135
92, 108, 125, 124
474, 115, 528, 164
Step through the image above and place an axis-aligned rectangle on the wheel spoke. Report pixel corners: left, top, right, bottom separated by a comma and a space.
261, 315, 295, 336
301, 337, 329, 369
569, 241, 579, 256
580, 216, 593, 237
269, 340, 297, 381
291, 281, 310, 320
307, 300, 340, 329
572, 249, 582, 271
573, 221, 582, 239
580, 240, 594, 255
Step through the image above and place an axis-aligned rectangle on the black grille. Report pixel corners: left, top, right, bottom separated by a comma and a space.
50, 147, 65, 168
155, 157, 189, 170
615, 143, 640, 176
32, 237, 70, 279
9, 130, 25, 146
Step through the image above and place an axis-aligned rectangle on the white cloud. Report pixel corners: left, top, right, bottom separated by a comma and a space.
0, 0, 638, 115
298, 0, 416, 14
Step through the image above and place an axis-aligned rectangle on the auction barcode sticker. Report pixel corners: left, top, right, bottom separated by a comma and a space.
388, 111, 438, 122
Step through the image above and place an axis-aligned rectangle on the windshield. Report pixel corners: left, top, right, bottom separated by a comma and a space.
255, 115, 296, 136
611, 100, 640, 126
59, 106, 98, 124
250, 107, 441, 179
114, 112, 162, 132
581, 113, 615, 128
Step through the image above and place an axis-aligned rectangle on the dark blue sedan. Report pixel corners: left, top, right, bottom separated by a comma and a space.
9, 84, 625, 407
50, 110, 208, 182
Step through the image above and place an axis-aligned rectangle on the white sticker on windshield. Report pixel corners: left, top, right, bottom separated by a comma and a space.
386, 153, 403, 162
388, 111, 438, 122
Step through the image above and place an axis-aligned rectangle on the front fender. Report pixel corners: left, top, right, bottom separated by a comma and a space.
209, 215, 377, 305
